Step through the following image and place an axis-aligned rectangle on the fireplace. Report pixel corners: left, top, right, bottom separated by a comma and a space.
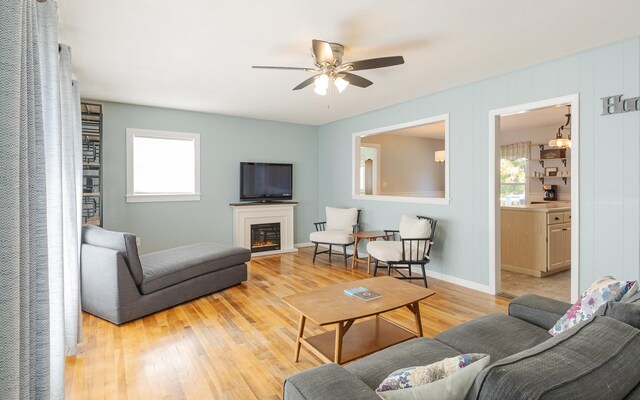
231, 202, 297, 256
250, 223, 281, 253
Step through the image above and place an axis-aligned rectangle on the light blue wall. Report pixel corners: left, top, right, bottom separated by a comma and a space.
99, 102, 319, 253
318, 37, 640, 291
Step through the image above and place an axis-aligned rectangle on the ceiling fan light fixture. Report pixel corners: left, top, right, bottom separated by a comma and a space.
333, 76, 350, 93
314, 74, 329, 96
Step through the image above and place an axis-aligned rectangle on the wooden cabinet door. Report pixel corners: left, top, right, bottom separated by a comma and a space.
562, 223, 571, 266
547, 224, 565, 271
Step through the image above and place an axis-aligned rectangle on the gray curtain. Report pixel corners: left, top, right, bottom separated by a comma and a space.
0, 1, 52, 399
1, 1, 82, 399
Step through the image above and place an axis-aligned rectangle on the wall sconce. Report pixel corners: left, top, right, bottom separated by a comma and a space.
435, 150, 446, 164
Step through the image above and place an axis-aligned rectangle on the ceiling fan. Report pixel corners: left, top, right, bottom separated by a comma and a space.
252, 39, 405, 96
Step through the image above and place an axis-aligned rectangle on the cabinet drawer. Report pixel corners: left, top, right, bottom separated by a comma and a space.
563, 211, 571, 223
547, 212, 564, 225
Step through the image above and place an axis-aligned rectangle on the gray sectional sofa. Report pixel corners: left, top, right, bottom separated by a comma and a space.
80, 225, 250, 324
284, 293, 640, 399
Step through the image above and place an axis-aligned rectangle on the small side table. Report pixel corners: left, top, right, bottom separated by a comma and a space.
351, 230, 388, 274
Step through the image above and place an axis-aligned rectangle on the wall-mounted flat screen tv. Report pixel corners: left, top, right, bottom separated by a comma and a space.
240, 162, 293, 202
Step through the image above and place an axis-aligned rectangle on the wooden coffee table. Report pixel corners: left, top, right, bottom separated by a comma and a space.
351, 230, 389, 273
281, 276, 435, 364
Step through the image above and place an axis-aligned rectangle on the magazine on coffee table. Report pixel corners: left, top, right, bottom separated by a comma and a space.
353, 290, 382, 301
344, 287, 368, 296
344, 287, 382, 301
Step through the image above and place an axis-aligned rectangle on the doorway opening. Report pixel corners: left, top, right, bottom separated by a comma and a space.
489, 95, 579, 303
359, 143, 380, 195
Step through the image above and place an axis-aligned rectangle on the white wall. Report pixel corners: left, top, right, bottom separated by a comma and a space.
318, 37, 640, 293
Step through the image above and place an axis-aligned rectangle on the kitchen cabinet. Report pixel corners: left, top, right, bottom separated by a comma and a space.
501, 205, 571, 277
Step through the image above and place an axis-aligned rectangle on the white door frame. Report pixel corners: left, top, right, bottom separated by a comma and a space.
488, 94, 580, 302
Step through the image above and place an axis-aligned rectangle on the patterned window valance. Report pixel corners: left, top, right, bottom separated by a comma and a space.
500, 141, 531, 160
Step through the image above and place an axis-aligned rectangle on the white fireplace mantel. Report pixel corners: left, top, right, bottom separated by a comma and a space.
230, 202, 298, 257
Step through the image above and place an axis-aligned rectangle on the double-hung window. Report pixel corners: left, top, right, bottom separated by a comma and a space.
500, 158, 526, 206
126, 128, 200, 203
499, 141, 530, 206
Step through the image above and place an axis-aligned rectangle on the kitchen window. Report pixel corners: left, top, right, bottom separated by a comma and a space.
500, 157, 526, 206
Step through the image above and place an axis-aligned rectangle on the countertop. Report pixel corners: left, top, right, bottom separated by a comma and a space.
501, 203, 570, 212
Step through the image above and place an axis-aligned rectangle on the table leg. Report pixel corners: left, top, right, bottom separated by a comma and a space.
351, 237, 360, 269
412, 302, 423, 337
367, 254, 372, 275
294, 314, 306, 362
334, 322, 344, 363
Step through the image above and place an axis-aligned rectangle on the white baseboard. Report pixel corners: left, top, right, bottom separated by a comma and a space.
295, 242, 314, 248
419, 267, 493, 294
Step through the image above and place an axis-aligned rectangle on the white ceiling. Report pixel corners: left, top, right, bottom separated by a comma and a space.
58, 0, 640, 126
386, 121, 445, 140
501, 105, 571, 133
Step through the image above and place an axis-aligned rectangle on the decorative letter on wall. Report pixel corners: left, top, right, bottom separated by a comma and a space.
601, 94, 640, 115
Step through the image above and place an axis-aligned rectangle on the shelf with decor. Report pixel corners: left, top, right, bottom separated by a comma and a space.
528, 157, 570, 167
528, 175, 570, 184
81, 102, 103, 227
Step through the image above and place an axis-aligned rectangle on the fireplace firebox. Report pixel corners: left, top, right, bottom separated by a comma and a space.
250, 223, 281, 253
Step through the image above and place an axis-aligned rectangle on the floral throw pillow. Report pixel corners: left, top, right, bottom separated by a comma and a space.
375, 353, 490, 400
549, 276, 638, 336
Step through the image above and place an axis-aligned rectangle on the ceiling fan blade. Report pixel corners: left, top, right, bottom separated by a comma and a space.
342, 73, 373, 88
346, 56, 405, 71
293, 74, 321, 90
312, 39, 335, 64
252, 66, 315, 71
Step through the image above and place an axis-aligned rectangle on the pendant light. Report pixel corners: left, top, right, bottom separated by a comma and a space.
548, 107, 572, 148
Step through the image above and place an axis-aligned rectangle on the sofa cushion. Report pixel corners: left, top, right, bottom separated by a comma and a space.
434, 314, 550, 362
284, 363, 380, 400
624, 290, 640, 304
549, 276, 638, 336
82, 225, 144, 286
345, 337, 460, 391
468, 316, 640, 400
595, 301, 640, 330
508, 294, 571, 331
309, 230, 354, 245
139, 242, 250, 294
376, 353, 490, 400
325, 207, 358, 231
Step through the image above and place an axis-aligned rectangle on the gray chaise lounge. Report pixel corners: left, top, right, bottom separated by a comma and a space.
284, 292, 640, 399
80, 225, 250, 324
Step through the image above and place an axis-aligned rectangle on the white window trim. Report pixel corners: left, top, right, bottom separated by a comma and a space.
126, 128, 201, 203
352, 113, 450, 205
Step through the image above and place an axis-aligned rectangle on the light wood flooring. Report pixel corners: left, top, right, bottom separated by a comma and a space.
65, 247, 508, 399
501, 270, 571, 303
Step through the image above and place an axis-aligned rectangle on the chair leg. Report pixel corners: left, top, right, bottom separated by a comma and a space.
408, 264, 412, 277
421, 265, 428, 287
387, 263, 392, 277
328, 245, 332, 263
312, 243, 318, 263
342, 245, 348, 267
373, 260, 378, 276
